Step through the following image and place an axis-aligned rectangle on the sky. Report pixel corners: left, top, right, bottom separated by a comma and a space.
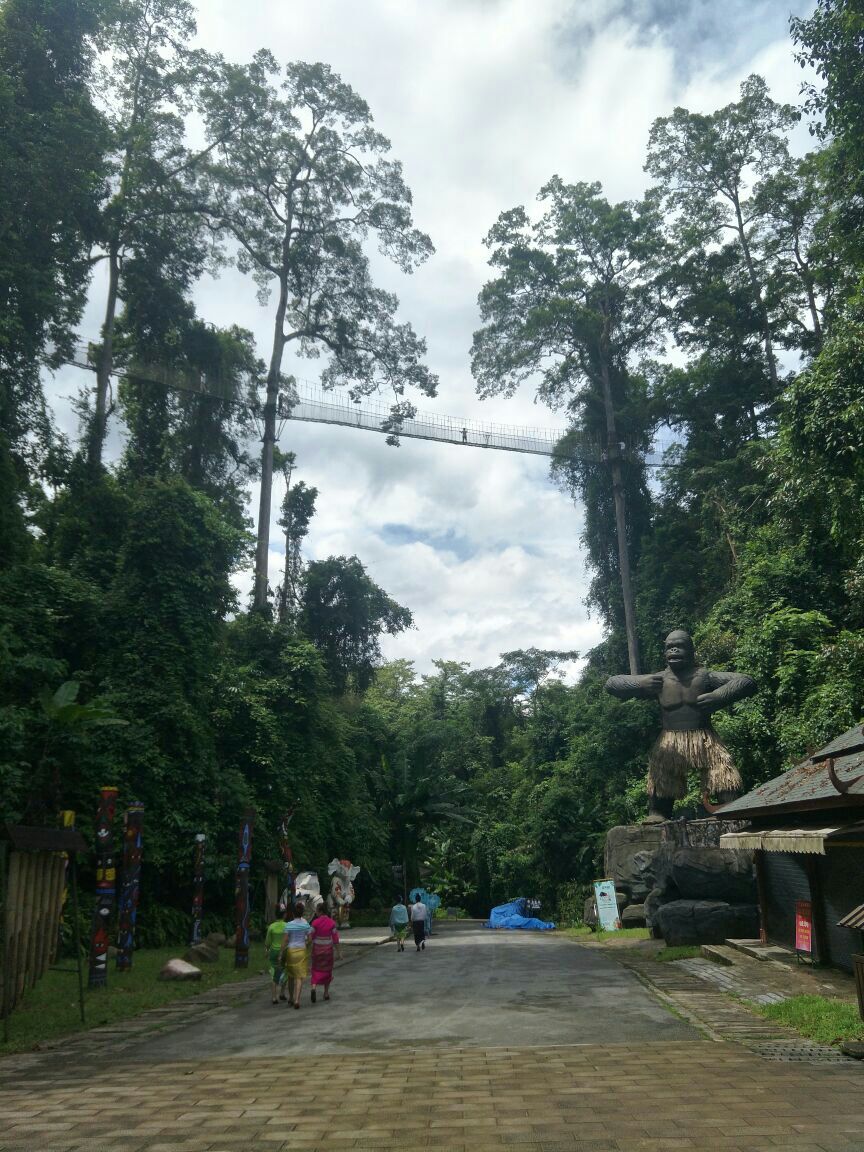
52, 0, 815, 679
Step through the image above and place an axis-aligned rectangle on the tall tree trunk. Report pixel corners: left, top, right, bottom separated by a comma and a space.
600, 358, 640, 675
733, 197, 779, 391
90, 244, 120, 469
253, 288, 287, 612
277, 460, 293, 623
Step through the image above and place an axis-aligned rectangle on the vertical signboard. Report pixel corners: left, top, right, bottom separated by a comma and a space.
795, 899, 813, 956
593, 879, 622, 932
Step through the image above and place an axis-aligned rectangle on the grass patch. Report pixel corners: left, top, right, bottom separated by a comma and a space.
655, 945, 701, 962
0, 944, 266, 1055
564, 926, 650, 942
757, 994, 864, 1047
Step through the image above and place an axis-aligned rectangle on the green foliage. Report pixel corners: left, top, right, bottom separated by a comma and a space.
0, 943, 266, 1055
301, 556, 413, 693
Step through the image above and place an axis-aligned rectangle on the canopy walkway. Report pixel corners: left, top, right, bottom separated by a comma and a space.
60, 343, 667, 466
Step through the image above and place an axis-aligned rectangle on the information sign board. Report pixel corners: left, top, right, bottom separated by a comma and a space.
795, 899, 813, 954
593, 879, 621, 932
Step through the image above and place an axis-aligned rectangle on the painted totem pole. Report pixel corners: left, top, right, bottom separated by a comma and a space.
88, 786, 118, 988
190, 833, 206, 947
116, 802, 144, 971
233, 810, 255, 969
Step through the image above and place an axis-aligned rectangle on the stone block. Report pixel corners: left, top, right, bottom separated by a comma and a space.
656, 899, 760, 946
184, 942, 219, 965
670, 847, 755, 903
205, 932, 227, 947
158, 958, 202, 981
603, 823, 667, 901
621, 903, 646, 927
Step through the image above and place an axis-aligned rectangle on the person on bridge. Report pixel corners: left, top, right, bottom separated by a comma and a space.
265, 906, 289, 1004
389, 897, 409, 951
309, 899, 341, 1003
279, 901, 312, 1009
410, 895, 428, 951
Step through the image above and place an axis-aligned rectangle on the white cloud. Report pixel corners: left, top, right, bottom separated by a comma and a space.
52, 0, 812, 675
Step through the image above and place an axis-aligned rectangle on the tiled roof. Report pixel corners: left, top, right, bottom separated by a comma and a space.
717, 723, 864, 817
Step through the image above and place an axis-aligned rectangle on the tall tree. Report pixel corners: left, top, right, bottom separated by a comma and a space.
791, 0, 864, 272
0, 0, 106, 479
87, 0, 239, 468
645, 75, 799, 392
472, 179, 664, 671
275, 452, 317, 623
198, 55, 437, 610
300, 555, 413, 692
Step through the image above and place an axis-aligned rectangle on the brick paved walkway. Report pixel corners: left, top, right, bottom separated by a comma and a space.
2, 1041, 864, 1151
3, 930, 864, 1151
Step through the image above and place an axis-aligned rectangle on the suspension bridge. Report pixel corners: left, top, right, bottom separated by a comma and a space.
61, 343, 668, 466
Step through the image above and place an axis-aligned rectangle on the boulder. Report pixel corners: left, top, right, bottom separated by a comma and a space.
583, 896, 598, 930
604, 823, 668, 901
656, 899, 760, 947
615, 891, 629, 911
224, 934, 236, 948
621, 903, 646, 928
159, 959, 202, 982
670, 847, 755, 903
205, 932, 227, 947
184, 942, 219, 965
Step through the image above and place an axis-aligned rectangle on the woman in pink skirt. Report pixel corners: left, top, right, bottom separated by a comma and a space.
309, 899, 341, 1003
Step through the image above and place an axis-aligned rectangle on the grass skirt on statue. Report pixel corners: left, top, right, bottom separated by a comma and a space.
647, 728, 742, 798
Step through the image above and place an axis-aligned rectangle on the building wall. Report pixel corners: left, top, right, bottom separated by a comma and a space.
762, 847, 863, 972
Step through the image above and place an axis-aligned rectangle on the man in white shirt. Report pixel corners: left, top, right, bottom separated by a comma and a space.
410, 897, 428, 951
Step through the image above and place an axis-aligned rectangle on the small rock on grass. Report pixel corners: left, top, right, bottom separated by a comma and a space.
159, 958, 202, 981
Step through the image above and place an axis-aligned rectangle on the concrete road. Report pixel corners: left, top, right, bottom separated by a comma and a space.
130, 924, 698, 1060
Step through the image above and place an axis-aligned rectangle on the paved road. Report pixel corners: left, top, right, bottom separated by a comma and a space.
3, 926, 864, 1152
130, 923, 697, 1059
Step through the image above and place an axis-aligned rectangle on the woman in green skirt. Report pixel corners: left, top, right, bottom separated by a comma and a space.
265, 906, 289, 1004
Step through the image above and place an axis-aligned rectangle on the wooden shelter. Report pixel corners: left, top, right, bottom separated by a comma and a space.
1, 824, 87, 1039
717, 725, 864, 971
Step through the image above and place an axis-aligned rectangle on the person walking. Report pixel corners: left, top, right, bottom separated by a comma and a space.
265, 905, 289, 1004
410, 894, 428, 952
308, 899, 341, 1003
389, 897, 409, 951
279, 900, 313, 1009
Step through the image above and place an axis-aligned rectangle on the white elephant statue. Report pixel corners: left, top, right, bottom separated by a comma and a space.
327, 858, 360, 927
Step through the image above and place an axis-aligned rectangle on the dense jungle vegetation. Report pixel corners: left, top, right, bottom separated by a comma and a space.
2, 0, 863, 935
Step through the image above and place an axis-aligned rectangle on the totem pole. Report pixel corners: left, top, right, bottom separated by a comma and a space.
116, 802, 144, 971
190, 833, 206, 947
233, 810, 255, 969
88, 786, 118, 988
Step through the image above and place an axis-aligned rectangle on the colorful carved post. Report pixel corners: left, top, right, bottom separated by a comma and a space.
233, 810, 255, 969
88, 786, 118, 988
115, 802, 144, 971
190, 833, 206, 946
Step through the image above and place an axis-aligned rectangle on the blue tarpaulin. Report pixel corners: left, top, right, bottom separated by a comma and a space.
486, 898, 556, 931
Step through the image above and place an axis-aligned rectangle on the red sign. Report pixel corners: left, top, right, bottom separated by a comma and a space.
795, 899, 813, 953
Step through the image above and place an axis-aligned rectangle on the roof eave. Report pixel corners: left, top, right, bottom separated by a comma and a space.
716, 793, 864, 821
